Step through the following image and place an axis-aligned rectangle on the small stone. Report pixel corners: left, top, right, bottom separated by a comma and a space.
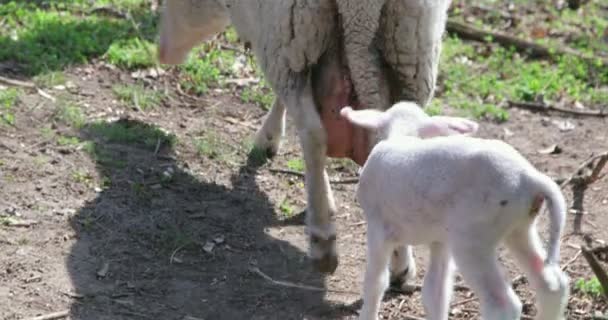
213, 235, 225, 244
202, 241, 215, 253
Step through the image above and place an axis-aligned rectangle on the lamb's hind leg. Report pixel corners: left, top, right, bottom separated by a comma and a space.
253, 99, 286, 158
283, 74, 338, 274
451, 237, 522, 320
505, 224, 569, 320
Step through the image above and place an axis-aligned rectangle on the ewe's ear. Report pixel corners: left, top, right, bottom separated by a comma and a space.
340, 107, 387, 130
417, 116, 479, 138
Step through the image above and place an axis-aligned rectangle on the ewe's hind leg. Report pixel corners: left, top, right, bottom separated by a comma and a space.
253, 99, 286, 158
359, 223, 393, 320
337, 0, 384, 112
422, 242, 454, 320
284, 75, 338, 274
451, 240, 522, 320
505, 224, 569, 320
389, 245, 417, 292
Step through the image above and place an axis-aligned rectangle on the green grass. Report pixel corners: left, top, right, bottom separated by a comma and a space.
55, 101, 86, 128
575, 277, 604, 297
72, 169, 94, 186
0, 1, 157, 76
279, 199, 295, 218
57, 135, 81, 146
0, 88, 20, 126
178, 44, 238, 95
240, 86, 274, 111
436, 35, 607, 121
112, 84, 162, 111
286, 159, 305, 172
106, 38, 157, 70
195, 132, 227, 160
33, 71, 66, 88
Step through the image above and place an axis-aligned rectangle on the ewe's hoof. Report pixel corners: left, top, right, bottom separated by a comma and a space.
312, 253, 338, 274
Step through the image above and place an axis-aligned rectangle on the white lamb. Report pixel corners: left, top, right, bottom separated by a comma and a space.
340, 102, 569, 320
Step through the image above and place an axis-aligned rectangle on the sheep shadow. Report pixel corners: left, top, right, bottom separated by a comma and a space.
66, 118, 358, 320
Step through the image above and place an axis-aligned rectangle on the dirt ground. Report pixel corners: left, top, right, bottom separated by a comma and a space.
1, 59, 607, 320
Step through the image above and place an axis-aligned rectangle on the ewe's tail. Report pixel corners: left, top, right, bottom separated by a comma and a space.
531, 173, 567, 266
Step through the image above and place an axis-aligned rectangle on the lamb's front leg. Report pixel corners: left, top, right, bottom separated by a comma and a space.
422, 242, 454, 320
284, 76, 338, 274
359, 222, 393, 320
389, 245, 417, 292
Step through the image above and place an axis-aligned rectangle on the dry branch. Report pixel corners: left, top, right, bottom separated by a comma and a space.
507, 101, 607, 118
559, 152, 608, 188
23, 310, 69, 320
581, 245, 608, 299
249, 266, 359, 295
0, 75, 35, 88
557, 151, 608, 233
446, 19, 608, 66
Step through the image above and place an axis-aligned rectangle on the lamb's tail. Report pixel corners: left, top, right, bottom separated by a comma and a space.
530, 173, 567, 266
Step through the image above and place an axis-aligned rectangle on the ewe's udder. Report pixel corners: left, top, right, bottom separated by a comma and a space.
316, 73, 369, 166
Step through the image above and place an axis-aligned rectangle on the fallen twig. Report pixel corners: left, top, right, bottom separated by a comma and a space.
88, 6, 128, 19
446, 19, 608, 66
562, 249, 582, 271
3, 218, 39, 227
268, 168, 305, 178
581, 245, 608, 299
330, 178, 359, 185
460, 308, 533, 320
23, 310, 69, 320
268, 168, 359, 184
169, 243, 187, 265
36, 88, 56, 102
249, 266, 359, 295
450, 296, 477, 308
0, 75, 35, 88
507, 100, 607, 118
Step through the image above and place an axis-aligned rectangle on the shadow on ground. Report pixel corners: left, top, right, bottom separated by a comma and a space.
65, 119, 357, 320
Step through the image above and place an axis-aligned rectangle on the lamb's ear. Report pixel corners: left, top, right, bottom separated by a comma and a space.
340, 107, 386, 130
417, 116, 479, 138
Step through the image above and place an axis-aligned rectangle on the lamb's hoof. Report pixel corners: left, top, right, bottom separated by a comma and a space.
390, 267, 416, 293
312, 253, 338, 274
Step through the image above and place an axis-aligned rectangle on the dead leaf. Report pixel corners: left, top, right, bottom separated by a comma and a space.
503, 128, 514, 137
552, 120, 575, 132
531, 27, 548, 39
538, 144, 562, 154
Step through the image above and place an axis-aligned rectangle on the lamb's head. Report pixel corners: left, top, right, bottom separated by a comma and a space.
158, 0, 230, 65
340, 101, 479, 141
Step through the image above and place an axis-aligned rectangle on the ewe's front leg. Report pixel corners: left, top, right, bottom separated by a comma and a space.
253, 99, 286, 158
285, 77, 338, 274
